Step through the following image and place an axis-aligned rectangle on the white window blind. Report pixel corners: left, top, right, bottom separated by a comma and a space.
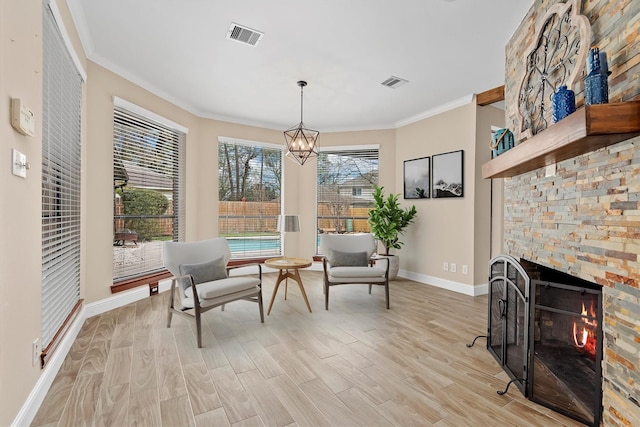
41, 2, 83, 349
317, 147, 379, 252
113, 105, 185, 280
218, 139, 282, 258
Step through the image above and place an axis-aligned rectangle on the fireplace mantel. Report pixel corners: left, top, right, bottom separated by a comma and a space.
482, 101, 640, 179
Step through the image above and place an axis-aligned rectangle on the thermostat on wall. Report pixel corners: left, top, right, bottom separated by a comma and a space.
10, 98, 35, 136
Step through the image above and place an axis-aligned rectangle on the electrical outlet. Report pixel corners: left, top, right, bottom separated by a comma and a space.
443, 262, 448, 272
450, 263, 457, 273
462, 265, 469, 275
32, 339, 39, 367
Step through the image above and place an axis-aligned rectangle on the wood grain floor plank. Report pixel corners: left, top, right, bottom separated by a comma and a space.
325, 355, 394, 405
160, 394, 195, 427
297, 378, 357, 425
131, 349, 157, 393
102, 346, 132, 387
296, 348, 351, 394
199, 333, 230, 370
157, 354, 187, 402
30, 370, 77, 426
182, 361, 222, 415
194, 407, 232, 427
230, 415, 264, 427
336, 387, 397, 427
77, 338, 111, 376
175, 331, 205, 365
56, 372, 103, 427
237, 368, 294, 427
128, 389, 161, 427
209, 365, 257, 424
242, 340, 286, 379
220, 339, 257, 374
93, 383, 129, 427
264, 343, 316, 385
266, 374, 331, 427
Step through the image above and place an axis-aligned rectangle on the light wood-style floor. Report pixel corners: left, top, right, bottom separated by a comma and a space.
31, 271, 583, 427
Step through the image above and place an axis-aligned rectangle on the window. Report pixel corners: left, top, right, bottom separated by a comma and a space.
112, 99, 185, 281
218, 138, 282, 258
317, 146, 379, 252
41, 1, 84, 361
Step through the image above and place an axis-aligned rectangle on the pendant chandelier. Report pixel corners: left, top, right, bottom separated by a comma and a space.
283, 80, 319, 165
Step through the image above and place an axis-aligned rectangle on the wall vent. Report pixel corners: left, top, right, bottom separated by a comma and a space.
381, 76, 409, 88
226, 23, 264, 46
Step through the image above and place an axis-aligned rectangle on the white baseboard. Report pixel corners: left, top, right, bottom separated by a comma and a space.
12, 286, 151, 427
398, 269, 488, 296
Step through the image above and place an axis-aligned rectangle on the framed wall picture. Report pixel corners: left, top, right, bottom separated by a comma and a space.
403, 156, 430, 199
431, 150, 463, 198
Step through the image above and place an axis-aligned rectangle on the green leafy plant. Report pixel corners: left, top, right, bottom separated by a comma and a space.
368, 185, 417, 255
119, 187, 170, 241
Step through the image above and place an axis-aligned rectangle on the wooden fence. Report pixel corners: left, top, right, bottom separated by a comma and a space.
114, 199, 372, 236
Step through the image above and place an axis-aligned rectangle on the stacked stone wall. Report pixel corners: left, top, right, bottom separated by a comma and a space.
502, 1, 640, 424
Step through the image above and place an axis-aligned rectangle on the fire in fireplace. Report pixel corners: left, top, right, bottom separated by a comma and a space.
471, 256, 603, 427
572, 301, 598, 359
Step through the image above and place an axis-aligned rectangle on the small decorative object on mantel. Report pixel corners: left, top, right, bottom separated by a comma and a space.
585, 47, 609, 105
552, 86, 576, 123
490, 128, 515, 158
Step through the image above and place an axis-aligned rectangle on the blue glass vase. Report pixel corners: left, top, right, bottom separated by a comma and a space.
552, 86, 576, 123
585, 48, 609, 105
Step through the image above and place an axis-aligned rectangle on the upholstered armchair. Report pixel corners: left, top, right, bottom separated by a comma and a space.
319, 233, 390, 310
163, 238, 264, 347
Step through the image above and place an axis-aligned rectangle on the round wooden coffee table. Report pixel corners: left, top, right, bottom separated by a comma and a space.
264, 257, 313, 315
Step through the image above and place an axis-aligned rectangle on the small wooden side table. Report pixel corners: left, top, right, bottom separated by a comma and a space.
264, 257, 313, 315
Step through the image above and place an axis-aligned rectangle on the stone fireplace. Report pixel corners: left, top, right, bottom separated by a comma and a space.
500, 1, 640, 425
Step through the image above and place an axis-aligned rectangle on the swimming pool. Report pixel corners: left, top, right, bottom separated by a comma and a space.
226, 236, 281, 254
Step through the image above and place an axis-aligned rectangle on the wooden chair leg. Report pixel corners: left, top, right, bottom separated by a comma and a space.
258, 290, 265, 323
325, 283, 330, 310
385, 282, 390, 309
195, 306, 203, 348
167, 280, 176, 328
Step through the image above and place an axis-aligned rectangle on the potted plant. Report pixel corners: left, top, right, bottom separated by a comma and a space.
368, 185, 417, 279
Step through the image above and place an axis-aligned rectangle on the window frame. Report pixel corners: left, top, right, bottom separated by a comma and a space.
316, 145, 379, 254
112, 97, 186, 283
217, 137, 284, 259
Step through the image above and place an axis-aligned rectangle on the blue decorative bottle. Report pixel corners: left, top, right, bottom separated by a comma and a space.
585, 48, 609, 105
552, 86, 576, 123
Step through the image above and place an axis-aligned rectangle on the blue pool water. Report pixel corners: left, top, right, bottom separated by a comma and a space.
227, 237, 280, 253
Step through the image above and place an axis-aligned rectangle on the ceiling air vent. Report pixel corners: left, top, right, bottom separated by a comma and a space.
226, 23, 264, 46
381, 76, 409, 89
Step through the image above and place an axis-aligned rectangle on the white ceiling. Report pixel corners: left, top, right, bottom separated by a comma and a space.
67, 0, 532, 132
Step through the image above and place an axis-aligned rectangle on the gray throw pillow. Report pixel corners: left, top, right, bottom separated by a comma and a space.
328, 249, 368, 267
179, 256, 227, 285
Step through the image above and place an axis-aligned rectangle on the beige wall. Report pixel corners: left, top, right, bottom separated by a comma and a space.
396, 102, 494, 287
0, 1, 496, 424
475, 105, 505, 282
0, 0, 44, 423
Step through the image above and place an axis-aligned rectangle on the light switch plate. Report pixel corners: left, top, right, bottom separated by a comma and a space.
12, 149, 27, 178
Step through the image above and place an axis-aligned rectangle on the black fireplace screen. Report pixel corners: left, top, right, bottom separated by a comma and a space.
487, 255, 530, 394
529, 280, 603, 426
477, 256, 603, 427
